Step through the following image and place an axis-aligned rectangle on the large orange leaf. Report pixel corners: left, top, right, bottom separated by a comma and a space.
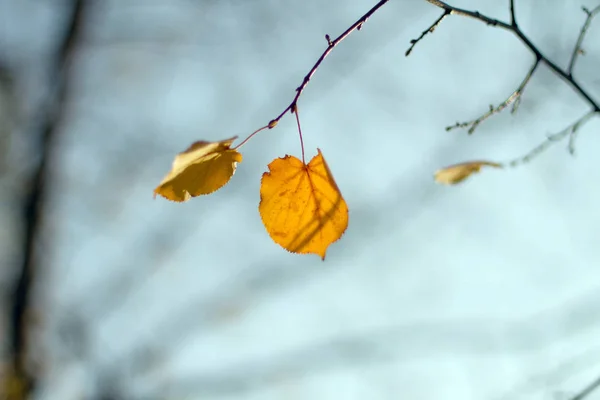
154, 136, 242, 202
434, 160, 502, 185
259, 149, 348, 260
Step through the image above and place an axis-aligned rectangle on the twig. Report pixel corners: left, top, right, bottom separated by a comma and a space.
569, 374, 600, 400
422, 0, 513, 28
411, 0, 600, 134
270, 0, 390, 126
9, 0, 87, 396
244, 0, 390, 146
446, 59, 540, 134
568, 5, 600, 76
509, 0, 517, 26
507, 111, 595, 167
405, 10, 450, 56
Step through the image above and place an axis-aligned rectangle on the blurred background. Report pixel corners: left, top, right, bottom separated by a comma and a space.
1, 0, 600, 399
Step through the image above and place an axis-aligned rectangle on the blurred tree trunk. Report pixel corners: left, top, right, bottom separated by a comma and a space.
7, 1, 87, 398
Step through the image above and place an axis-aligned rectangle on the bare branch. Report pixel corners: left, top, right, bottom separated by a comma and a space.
509, 0, 517, 26
567, 5, 600, 76
412, 0, 600, 135
569, 374, 600, 400
266, 0, 391, 128
423, 0, 512, 28
507, 111, 595, 167
446, 59, 540, 134
405, 10, 450, 56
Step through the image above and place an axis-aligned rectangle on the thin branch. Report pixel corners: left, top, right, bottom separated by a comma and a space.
570, 374, 600, 400
509, 0, 517, 27
412, 0, 600, 134
406, 1, 512, 53
423, 0, 513, 29
446, 59, 540, 134
567, 5, 600, 76
265, 0, 391, 128
405, 10, 450, 56
507, 111, 595, 167
9, 0, 87, 395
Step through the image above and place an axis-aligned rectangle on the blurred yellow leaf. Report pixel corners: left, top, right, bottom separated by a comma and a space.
259, 149, 348, 260
154, 136, 242, 202
0, 366, 27, 400
434, 160, 502, 185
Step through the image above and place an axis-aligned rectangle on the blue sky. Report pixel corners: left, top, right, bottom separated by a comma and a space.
2, 0, 600, 399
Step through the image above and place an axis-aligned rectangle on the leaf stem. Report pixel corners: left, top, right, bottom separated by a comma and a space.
415, 0, 600, 134
293, 105, 306, 164
233, 125, 269, 150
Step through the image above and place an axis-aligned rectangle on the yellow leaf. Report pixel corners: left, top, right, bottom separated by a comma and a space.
434, 160, 502, 185
259, 149, 348, 260
154, 136, 242, 202
0, 365, 27, 400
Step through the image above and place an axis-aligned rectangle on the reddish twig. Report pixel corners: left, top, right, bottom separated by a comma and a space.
243, 0, 391, 143
269, 0, 390, 126
233, 124, 270, 150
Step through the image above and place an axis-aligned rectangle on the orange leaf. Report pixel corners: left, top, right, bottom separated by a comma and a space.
154, 136, 242, 202
259, 149, 348, 260
434, 160, 502, 185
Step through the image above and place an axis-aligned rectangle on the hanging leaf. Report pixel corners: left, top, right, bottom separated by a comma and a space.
154, 136, 242, 202
434, 160, 502, 185
259, 149, 348, 260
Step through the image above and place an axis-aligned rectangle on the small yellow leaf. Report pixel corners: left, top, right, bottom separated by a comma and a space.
259, 149, 348, 260
434, 160, 502, 185
154, 136, 242, 202
1, 365, 27, 400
